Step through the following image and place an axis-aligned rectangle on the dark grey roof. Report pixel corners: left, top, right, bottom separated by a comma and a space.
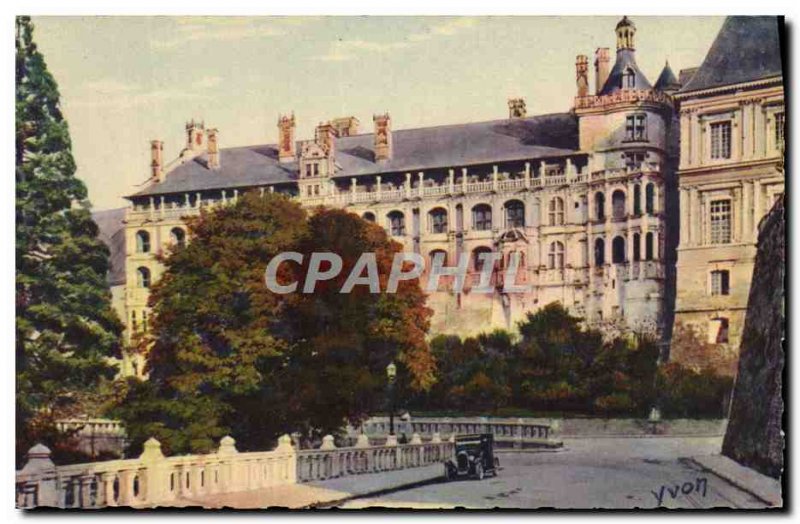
678, 67, 698, 88
130, 113, 579, 199
598, 49, 652, 95
92, 207, 127, 286
654, 61, 681, 91
679, 16, 783, 94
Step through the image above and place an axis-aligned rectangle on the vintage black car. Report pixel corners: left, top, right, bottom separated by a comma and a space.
444, 433, 499, 480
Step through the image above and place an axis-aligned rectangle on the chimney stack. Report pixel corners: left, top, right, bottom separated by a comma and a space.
331, 116, 360, 137
150, 140, 164, 183
277, 113, 296, 163
315, 122, 336, 156
373, 114, 392, 162
185, 120, 205, 151
508, 98, 527, 119
576, 55, 589, 97
207, 128, 220, 169
594, 48, 610, 94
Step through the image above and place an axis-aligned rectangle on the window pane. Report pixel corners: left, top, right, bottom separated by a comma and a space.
710, 200, 732, 244
710, 122, 732, 159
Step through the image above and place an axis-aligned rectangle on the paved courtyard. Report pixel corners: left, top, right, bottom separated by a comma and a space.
339, 437, 770, 509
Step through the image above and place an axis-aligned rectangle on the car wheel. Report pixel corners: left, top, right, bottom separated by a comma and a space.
475, 462, 484, 480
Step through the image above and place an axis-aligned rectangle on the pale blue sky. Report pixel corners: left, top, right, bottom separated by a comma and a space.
31, 16, 724, 209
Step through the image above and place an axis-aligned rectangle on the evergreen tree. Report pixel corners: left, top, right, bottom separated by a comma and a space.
16, 16, 122, 463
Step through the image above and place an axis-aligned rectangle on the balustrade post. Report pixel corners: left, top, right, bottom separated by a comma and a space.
19, 444, 58, 508
417, 172, 424, 197
492, 165, 499, 191
216, 435, 239, 492
405, 173, 412, 198
524, 162, 531, 188
138, 437, 166, 506
376, 176, 382, 200
274, 434, 297, 484
461, 168, 468, 193
448, 169, 455, 194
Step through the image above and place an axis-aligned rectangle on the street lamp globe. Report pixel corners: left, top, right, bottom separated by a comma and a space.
386, 361, 397, 381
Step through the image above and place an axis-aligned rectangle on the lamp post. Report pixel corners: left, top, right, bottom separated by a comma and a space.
386, 361, 397, 437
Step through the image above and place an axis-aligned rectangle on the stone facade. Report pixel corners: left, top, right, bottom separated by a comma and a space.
669, 16, 784, 375
115, 16, 784, 378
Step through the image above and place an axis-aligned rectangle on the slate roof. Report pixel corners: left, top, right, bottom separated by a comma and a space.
92, 207, 127, 286
598, 49, 652, 95
678, 67, 698, 88
654, 61, 681, 91
679, 16, 783, 94
130, 112, 580, 199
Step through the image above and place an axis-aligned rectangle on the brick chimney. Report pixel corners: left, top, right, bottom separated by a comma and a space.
373, 113, 392, 162
150, 140, 164, 183
576, 55, 589, 97
277, 113, 296, 163
207, 128, 220, 169
508, 98, 527, 119
594, 48, 610, 94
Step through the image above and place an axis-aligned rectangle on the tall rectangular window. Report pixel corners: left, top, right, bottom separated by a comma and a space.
710, 270, 730, 296
775, 112, 785, 149
710, 121, 732, 159
709, 200, 732, 244
625, 114, 647, 141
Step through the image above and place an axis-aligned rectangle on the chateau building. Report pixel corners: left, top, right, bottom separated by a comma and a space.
669, 16, 785, 375
106, 16, 783, 378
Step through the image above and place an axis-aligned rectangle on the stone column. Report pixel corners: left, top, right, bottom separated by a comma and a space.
679, 187, 689, 247
448, 169, 455, 194
405, 173, 412, 198
492, 165, 499, 192
462, 167, 468, 193
376, 176, 382, 200
524, 162, 531, 188
417, 172, 424, 197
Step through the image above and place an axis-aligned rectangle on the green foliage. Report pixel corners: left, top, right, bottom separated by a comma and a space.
656, 363, 734, 418
16, 17, 122, 465
409, 302, 730, 419
115, 194, 434, 454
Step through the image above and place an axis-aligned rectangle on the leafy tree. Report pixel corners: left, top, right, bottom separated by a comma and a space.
16, 16, 122, 464
115, 194, 435, 454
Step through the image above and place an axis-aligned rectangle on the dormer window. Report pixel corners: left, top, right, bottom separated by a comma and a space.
622, 67, 635, 88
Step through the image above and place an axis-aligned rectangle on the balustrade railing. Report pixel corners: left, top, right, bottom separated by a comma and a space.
17, 432, 452, 509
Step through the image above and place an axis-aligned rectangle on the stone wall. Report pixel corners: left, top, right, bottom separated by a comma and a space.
722, 196, 784, 478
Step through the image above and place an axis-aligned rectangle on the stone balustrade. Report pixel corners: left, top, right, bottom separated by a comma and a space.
55, 418, 127, 457
16, 432, 452, 509
356, 416, 562, 450
295, 436, 452, 483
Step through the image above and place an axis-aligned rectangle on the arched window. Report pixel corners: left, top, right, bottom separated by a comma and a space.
594, 238, 605, 266
622, 67, 635, 88
362, 212, 376, 223
548, 241, 565, 269
612, 236, 626, 264
645, 232, 654, 260
645, 183, 655, 214
548, 197, 565, 226
387, 211, 405, 237
170, 227, 186, 248
136, 266, 151, 288
505, 200, 525, 228
594, 192, 605, 220
429, 249, 448, 266
633, 233, 641, 261
472, 204, 492, 231
472, 246, 494, 272
136, 230, 151, 253
612, 190, 626, 219
429, 207, 448, 234
633, 184, 642, 215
